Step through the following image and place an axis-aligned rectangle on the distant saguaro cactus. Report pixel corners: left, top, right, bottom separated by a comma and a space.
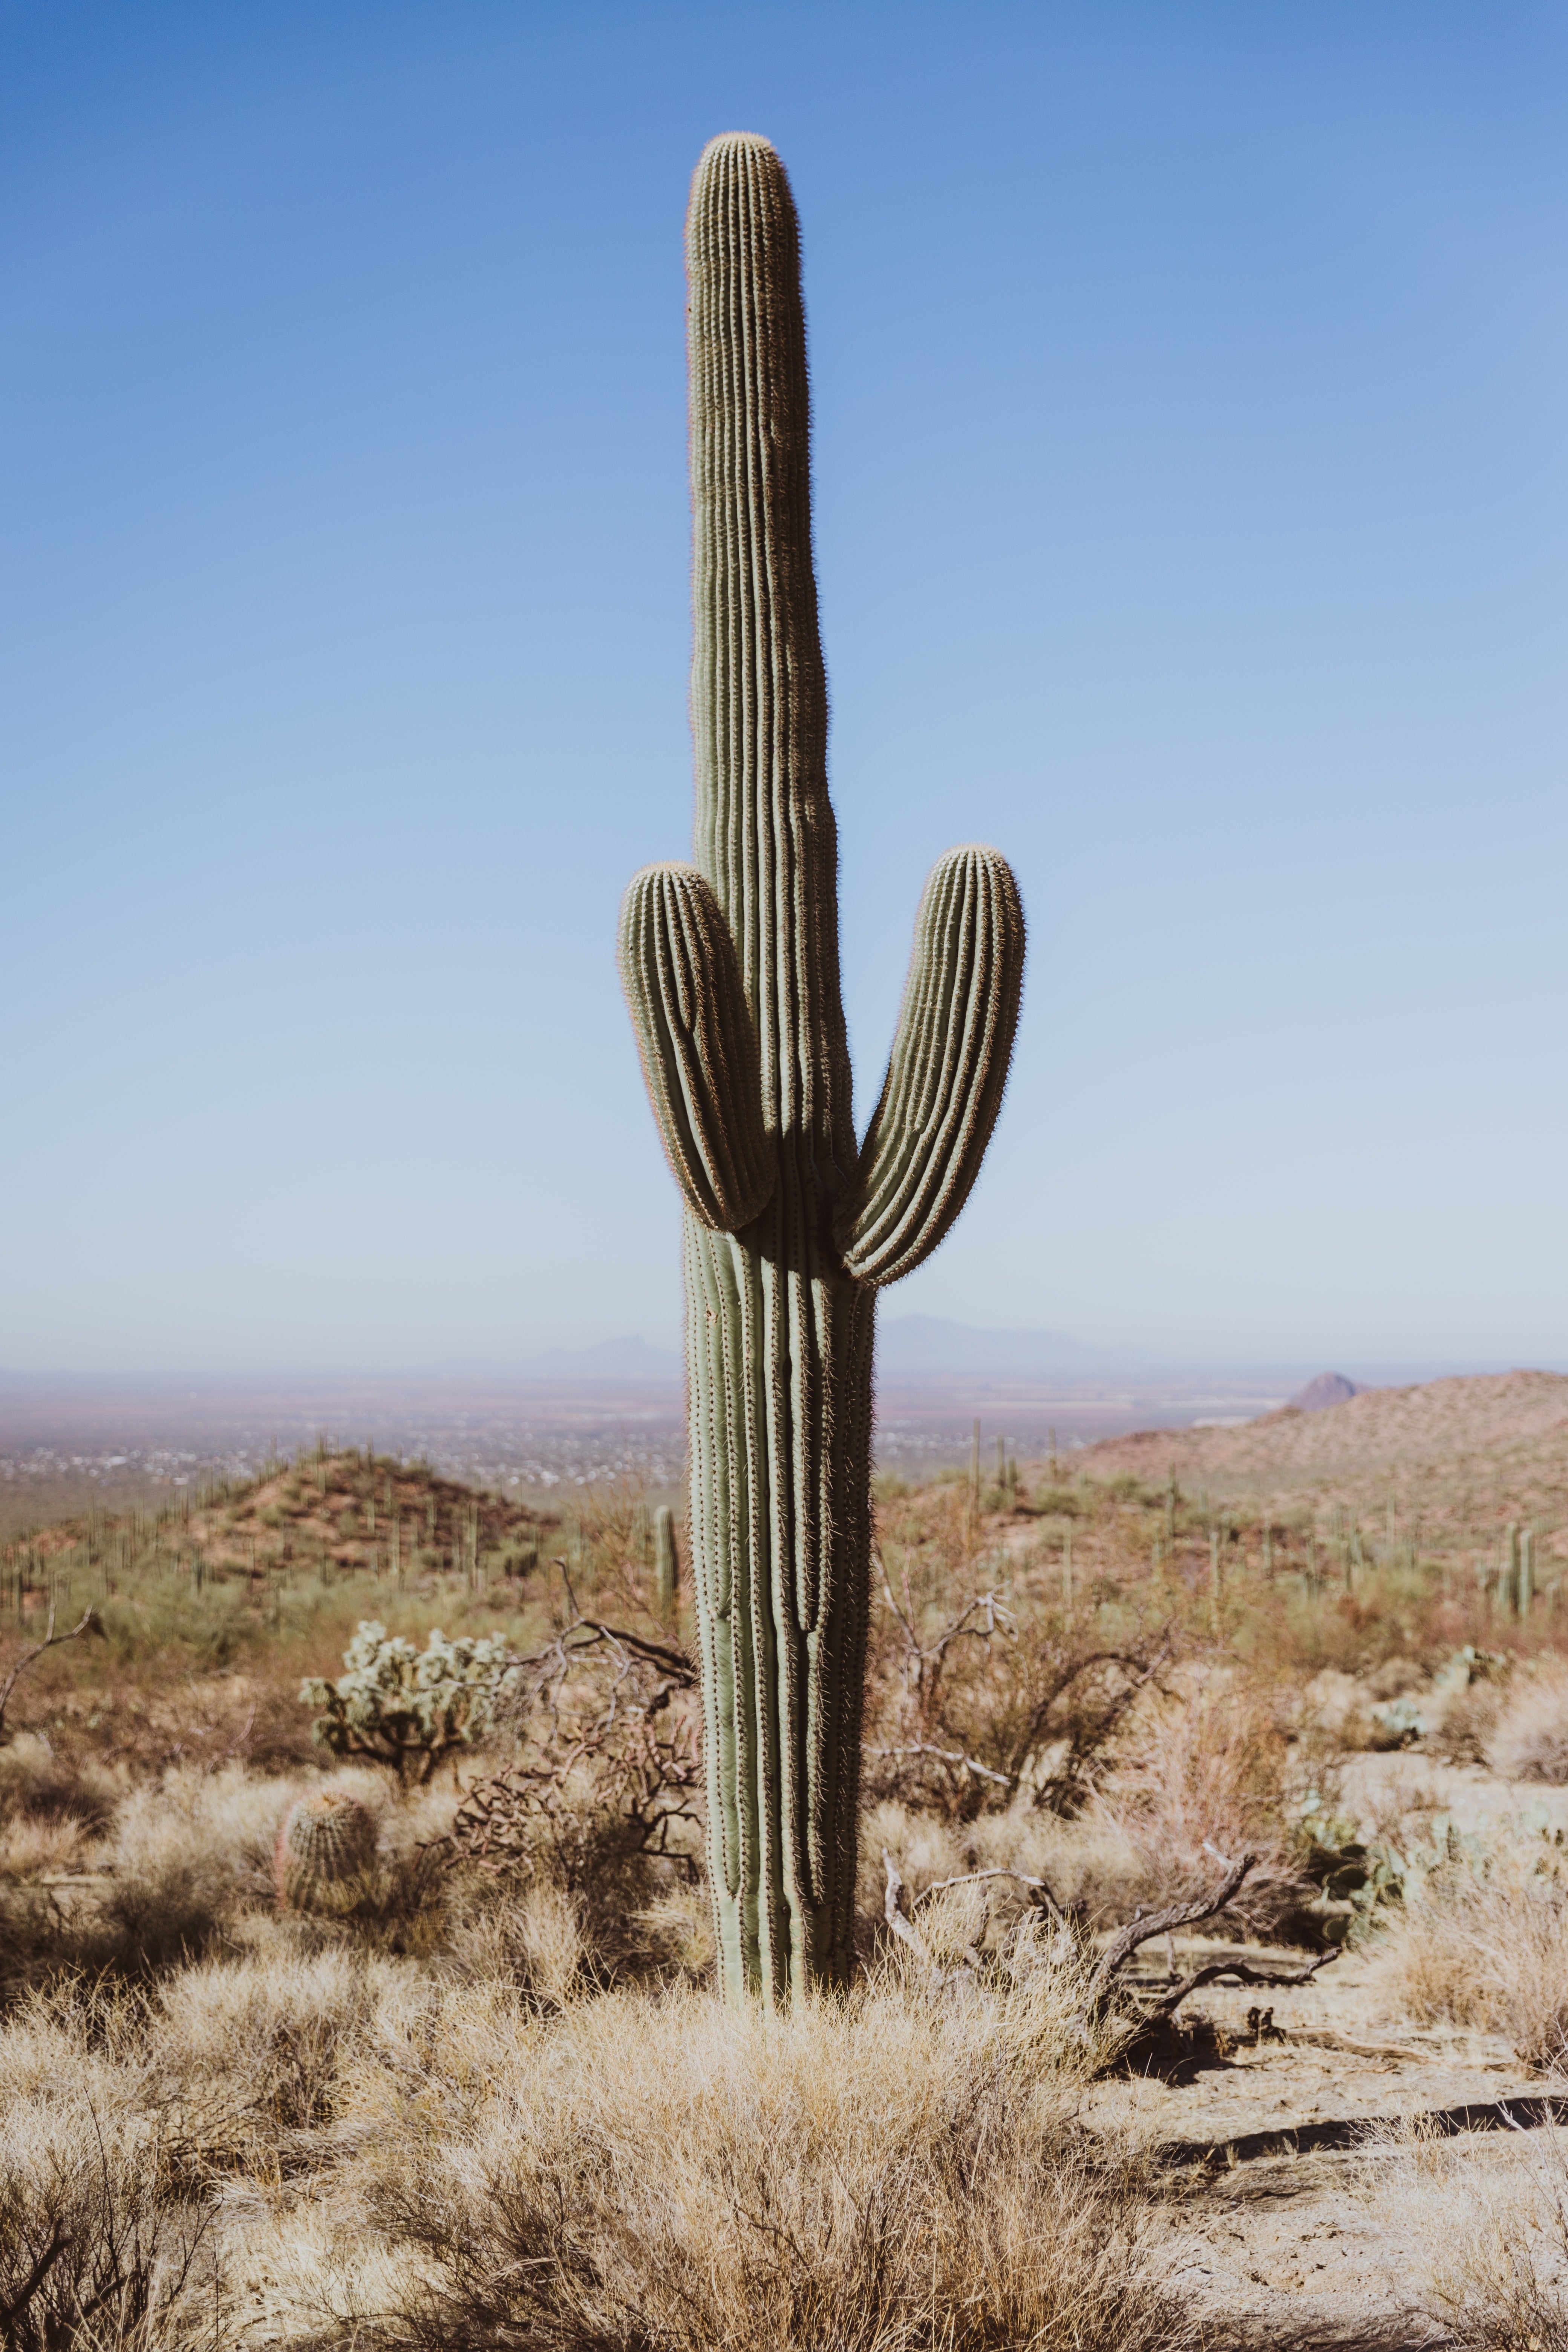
275, 1787, 377, 1911
619, 135, 1024, 2004
653, 1505, 679, 1624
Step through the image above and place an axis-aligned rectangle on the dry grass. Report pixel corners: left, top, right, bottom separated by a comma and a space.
0, 1917, 1189, 2352
1378, 2124, 1568, 2347
1490, 1658, 1568, 1784
9, 1424, 1568, 2347
1365, 1821, 1568, 2068
0, 1710, 1194, 2349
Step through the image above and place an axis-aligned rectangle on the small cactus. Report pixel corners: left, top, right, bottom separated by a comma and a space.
275, 1787, 377, 1911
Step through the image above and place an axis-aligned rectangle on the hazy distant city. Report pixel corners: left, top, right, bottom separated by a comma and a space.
3, 1312, 1535, 1534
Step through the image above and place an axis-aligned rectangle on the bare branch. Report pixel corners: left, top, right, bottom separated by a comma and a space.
1083, 1849, 1257, 2015
868, 1740, 1017, 1790
881, 1849, 934, 1964
515, 1612, 697, 1689
0, 1602, 103, 1745
1132, 1948, 1338, 2033
912, 1865, 1066, 1928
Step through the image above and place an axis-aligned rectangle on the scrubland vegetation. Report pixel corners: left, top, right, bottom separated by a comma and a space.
6, 1439, 1568, 2346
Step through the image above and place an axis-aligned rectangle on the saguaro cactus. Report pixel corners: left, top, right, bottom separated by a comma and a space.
653, 1504, 680, 1623
620, 134, 1024, 2004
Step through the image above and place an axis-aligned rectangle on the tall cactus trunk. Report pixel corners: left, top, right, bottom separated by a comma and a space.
683, 136, 868, 2000
686, 1220, 875, 1997
620, 134, 1026, 2006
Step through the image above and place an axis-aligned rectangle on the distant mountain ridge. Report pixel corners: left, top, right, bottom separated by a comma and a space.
877, 1316, 1156, 1378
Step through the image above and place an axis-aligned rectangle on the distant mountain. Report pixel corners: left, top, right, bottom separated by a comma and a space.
877, 1316, 1152, 1379
1287, 1371, 1363, 1413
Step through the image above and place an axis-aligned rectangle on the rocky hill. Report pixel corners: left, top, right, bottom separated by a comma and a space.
1070, 1369, 1568, 1563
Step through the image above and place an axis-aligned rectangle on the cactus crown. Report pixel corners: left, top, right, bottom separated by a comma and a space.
622, 135, 1024, 1280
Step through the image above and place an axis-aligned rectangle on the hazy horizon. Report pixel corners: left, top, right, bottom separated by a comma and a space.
6, 3, 1565, 1373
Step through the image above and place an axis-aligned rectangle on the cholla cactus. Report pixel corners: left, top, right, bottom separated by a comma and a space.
275, 1787, 377, 1911
300, 1620, 522, 1784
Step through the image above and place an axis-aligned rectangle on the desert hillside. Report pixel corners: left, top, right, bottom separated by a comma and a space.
1073, 1369, 1568, 1563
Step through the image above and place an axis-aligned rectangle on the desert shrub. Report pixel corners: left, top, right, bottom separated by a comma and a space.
859, 1799, 1153, 1945
1366, 1817, 1568, 2067
1095, 1678, 1309, 1936
0, 1732, 116, 1833
301, 1620, 523, 1783
0, 1762, 291, 2002
437, 1625, 704, 1977
99, 1574, 257, 1671
1488, 1658, 1568, 1783
332, 1976, 1189, 2352
865, 1540, 1170, 1822
0, 1992, 223, 2350
148, 1942, 395, 2155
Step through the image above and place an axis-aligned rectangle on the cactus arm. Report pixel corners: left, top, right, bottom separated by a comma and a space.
619, 861, 776, 1234
838, 845, 1025, 1286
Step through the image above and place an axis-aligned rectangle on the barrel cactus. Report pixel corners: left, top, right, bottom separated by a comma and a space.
619, 134, 1025, 2004
275, 1787, 377, 1911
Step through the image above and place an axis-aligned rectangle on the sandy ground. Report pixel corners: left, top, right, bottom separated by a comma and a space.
1084, 1944, 1563, 2347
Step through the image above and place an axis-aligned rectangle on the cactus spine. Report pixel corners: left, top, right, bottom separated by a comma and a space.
619, 135, 1024, 2004
274, 1787, 376, 1911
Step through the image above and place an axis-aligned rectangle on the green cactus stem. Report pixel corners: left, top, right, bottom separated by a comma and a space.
275, 1787, 376, 1911
619, 134, 1024, 2004
654, 1505, 680, 1623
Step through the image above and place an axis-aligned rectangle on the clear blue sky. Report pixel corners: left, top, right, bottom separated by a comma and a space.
3, 1, 1564, 1373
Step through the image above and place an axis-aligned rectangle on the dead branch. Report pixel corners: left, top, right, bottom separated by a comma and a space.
1083, 1847, 1258, 2010
1003, 1640, 1174, 1793
912, 1865, 1067, 1928
882, 1850, 929, 1964
0, 1599, 103, 1746
868, 1740, 1017, 1791
884, 1838, 1337, 2068
514, 1602, 697, 1698
877, 1554, 1014, 1724
1131, 1948, 1338, 2033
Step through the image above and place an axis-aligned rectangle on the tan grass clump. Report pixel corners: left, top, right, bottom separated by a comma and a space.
323, 1969, 1188, 2352
1488, 1659, 1568, 1785
0, 1936, 1191, 2352
0, 1985, 226, 2350
1366, 1824, 1568, 2069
